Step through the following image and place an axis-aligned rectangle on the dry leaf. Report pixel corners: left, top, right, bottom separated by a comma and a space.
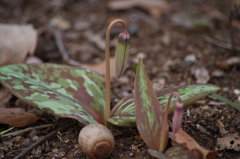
170, 129, 217, 159
0, 107, 46, 127
82, 57, 115, 78
84, 30, 105, 50
216, 120, 240, 151
171, 13, 211, 29
216, 133, 240, 151
107, 0, 170, 18
191, 67, 210, 84
216, 57, 240, 68
0, 24, 37, 66
25, 56, 43, 64
0, 86, 12, 107
50, 16, 71, 31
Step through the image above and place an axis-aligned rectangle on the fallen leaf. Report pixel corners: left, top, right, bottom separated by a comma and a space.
216, 57, 240, 68
50, 16, 71, 31
171, 12, 211, 29
82, 57, 116, 78
107, 0, 170, 18
217, 120, 229, 135
0, 24, 37, 66
170, 129, 217, 159
25, 56, 43, 64
0, 107, 46, 127
191, 67, 210, 84
216, 120, 240, 151
84, 30, 105, 50
216, 133, 240, 151
0, 86, 12, 107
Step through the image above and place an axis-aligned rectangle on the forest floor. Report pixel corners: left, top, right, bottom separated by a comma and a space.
1, 0, 240, 158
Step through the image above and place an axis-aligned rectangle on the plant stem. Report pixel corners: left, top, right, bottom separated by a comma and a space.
159, 92, 181, 152
105, 19, 127, 126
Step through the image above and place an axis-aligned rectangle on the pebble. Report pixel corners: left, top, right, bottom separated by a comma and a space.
211, 69, 224, 77
118, 76, 130, 84
119, 153, 124, 157
233, 89, 240, 95
129, 152, 135, 157
184, 54, 196, 63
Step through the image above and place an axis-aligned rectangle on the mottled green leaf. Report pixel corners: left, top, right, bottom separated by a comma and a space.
0, 64, 106, 125
147, 149, 169, 159
134, 58, 167, 151
164, 146, 196, 159
108, 113, 136, 127
109, 84, 220, 127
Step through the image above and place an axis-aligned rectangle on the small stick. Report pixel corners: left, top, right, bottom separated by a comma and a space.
205, 36, 240, 51
1, 124, 54, 138
13, 123, 75, 159
49, 25, 82, 66
229, 9, 235, 53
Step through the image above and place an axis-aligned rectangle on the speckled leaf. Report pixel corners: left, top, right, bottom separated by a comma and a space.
134, 58, 167, 151
109, 83, 220, 127
0, 64, 106, 125
108, 113, 136, 127
147, 149, 168, 159
164, 146, 196, 159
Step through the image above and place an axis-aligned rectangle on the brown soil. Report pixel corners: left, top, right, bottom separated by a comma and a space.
1, 0, 240, 159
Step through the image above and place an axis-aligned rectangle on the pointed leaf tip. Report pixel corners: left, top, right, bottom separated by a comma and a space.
134, 58, 168, 151
115, 31, 130, 78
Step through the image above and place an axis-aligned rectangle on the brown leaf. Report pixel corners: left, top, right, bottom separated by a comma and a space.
0, 24, 37, 66
0, 86, 12, 107
170, 129, 216, 159
191, 67, 210, 84
216, 120, 240, 151
0, 107, 46, 127
82, 57, 115, 78
107, 0, 170, 18
216, 57, 240, 68
25, 56, 43, 64
216, 133, 240, 151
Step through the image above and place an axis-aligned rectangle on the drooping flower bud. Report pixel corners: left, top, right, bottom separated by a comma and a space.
114, 31, 130, 78
172, 100, 184, 134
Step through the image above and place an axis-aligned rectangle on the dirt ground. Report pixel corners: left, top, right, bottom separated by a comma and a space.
1, 0, 240, 158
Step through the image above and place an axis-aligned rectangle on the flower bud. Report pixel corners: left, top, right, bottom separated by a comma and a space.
114, 31, 130, 78
172, 100, 183, 134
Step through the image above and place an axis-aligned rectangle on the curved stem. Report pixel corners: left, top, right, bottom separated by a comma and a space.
105, 19, 127, 126
159, 92, 181, 152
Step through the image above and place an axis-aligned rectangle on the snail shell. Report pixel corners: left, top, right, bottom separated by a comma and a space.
78, 124, 115, 159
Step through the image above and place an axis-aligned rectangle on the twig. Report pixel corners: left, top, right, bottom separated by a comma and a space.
49, 25, 82, 66
1, 124, 54, 138
229, 9, 235, 52
205, 36, 240, 51
229, 0, 240, 52
13, 123, 75, 159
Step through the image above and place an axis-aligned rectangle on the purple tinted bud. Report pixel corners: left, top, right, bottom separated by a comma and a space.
114, 31, 130, 78
172, 101, 184, 134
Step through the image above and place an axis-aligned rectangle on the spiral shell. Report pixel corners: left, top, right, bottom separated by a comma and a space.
78, 124, 115, 159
